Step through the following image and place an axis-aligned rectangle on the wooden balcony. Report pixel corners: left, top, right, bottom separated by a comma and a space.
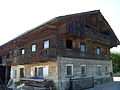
2, 48, 57, 65
60, 49, 110, 60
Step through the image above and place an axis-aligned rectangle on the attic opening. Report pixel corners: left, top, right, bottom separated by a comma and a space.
66, 39, 73, 49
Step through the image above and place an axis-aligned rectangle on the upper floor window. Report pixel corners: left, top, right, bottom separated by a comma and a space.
7, 53, 10, 58
32, 44, 36, 52
80, 44, 86, 52
66, 39, 72, 49
66, 64, 73, 76
21, 49, 25, 55
14, 50, 18, 56
96, 47, 101, 55
44, 40, 50, 49
97, 65, 102, 75
81, 65, 86, 77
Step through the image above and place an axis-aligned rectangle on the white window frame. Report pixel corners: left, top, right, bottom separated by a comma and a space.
44, 40, 50, 49
32, 44, 37, 52
97, 65, 102, 75
33, 66, 48, 77
21, 49, 25, 55
96, 47, 100, 55
66, 64, 73, 76
81, 65, 86, 76
13, 69, 17, 78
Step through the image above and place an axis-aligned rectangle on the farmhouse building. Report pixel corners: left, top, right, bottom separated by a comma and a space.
0, 10, 119, 90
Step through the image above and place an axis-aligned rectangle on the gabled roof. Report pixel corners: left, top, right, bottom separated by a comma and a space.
0, 10, 119, 48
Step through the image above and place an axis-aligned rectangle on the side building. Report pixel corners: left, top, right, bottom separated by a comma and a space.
0, 10, 119, 90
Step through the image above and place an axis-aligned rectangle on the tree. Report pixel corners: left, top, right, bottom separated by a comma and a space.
111, 52, 120, 73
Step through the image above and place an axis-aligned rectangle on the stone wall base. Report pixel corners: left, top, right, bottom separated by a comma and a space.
94, 77, 113, 86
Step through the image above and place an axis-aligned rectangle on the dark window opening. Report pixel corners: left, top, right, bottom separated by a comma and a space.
0, 56, 2, 64
7, 53, 10, 58
20, 68, 24, 78
34, 67, 37, 77
66, 39, 72, 49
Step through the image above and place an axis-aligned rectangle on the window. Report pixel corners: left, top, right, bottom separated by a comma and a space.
44, 40, 50, 49
80, 44, 86, 52
81, 65, 86, 77
66, 39, 72, 49
7, 53, 10, 58
66, 64, 73, 76
38, 67, 43, 77
32, 44, 36, 52
21, 49, 25, 55
96, 47, 100, 55
97, 65, 102, 75
33, 66, 48, 77
20, 68, 24, 78
105, 65, 108, 75
14, 50, 18, 56
13, 70, 17, 78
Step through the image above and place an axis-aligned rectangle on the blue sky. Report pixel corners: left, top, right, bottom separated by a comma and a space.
0, 0, 120, 52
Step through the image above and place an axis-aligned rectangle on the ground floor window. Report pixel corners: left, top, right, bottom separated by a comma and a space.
38, 67, 43, 77
13, 70, 17, 78
66, 64, 73, 76
105, 65, 108, 75
81, 65, 86, 77
33, 66, 48, 77
34, 67, 43, 77
97, 65, 102, 75
20, 68, 24, 78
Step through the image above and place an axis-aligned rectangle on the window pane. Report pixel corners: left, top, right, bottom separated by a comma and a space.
32, 45, 36, 52
66, 39, 72, 49
13, 70, 17, 78
22, 49, 25, 55
44, 40, 49, 49
38, 67, 43, 77
98, 66, 102, 75
81, 66, 86, 75
105, 66, 108, 74
96, 48, 100, 55
80, 45, 85, 52
14, 50, 18, 56
67, 66, 72, 76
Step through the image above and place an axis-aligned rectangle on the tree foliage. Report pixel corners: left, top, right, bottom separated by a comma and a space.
111, 52, 120, 73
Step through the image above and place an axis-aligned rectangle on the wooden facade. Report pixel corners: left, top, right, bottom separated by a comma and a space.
1, 10, 119, 66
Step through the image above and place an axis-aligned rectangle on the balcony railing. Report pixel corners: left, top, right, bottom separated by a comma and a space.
2, 48, 57, 65
60, 49, 109, 60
